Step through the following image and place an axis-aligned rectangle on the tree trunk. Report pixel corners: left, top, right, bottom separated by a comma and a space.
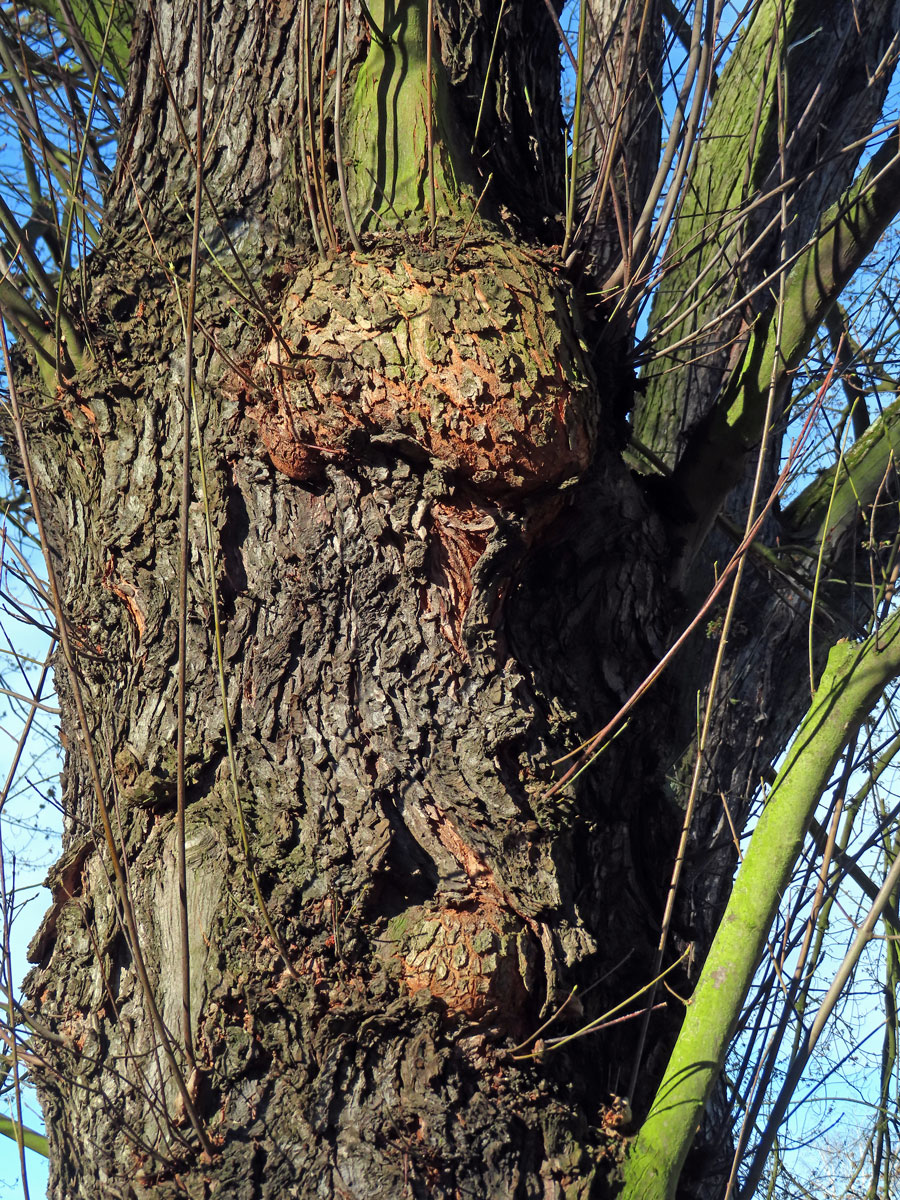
10, 2, 900, 1198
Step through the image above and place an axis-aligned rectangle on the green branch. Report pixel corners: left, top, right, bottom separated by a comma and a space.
0, 1113, 49, 1157
30, 0, 134, 81
671, 134, 900, 563
783, 392, 900, 556
737, 135, 900, 426
634, 0, 817, 462
621, 616, 900, 1200
344, 0, 475, 231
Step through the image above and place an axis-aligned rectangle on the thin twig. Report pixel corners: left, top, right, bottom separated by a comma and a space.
446, 173, 493, 267
544, 354, 839, 801
334, 0, 362, 253
562, 0, 587, 259
187, 372, 302, 985
297, 0, 326, 256
174, 0, 205, 1077
426, 0, 436, 245
471, 0, 505, 152
53, 0, 120, 379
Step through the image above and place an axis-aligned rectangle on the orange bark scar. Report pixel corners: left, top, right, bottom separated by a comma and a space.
399, 898, 533, 1034
238, 241, 598, 647
241, 243, 597, 497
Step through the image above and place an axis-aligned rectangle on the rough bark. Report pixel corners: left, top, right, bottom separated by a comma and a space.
20, 228, 682, 1200
7, 2, 900, 1199
15, 7, 681, 1197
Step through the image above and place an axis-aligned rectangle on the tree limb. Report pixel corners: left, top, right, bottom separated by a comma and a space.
671, 132, 900, 567
622, 616, 900, 1200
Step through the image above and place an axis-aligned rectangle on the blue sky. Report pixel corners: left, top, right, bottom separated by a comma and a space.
0, 541, 59, 1198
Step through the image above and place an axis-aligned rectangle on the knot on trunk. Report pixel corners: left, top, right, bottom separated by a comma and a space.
241, 237, 600, 497
393, 896, 537, 1037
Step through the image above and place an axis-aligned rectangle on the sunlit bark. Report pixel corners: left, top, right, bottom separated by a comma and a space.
7, 3, 900, 1199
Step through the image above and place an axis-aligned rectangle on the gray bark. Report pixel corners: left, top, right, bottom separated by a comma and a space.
6, 2, 898, 1198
